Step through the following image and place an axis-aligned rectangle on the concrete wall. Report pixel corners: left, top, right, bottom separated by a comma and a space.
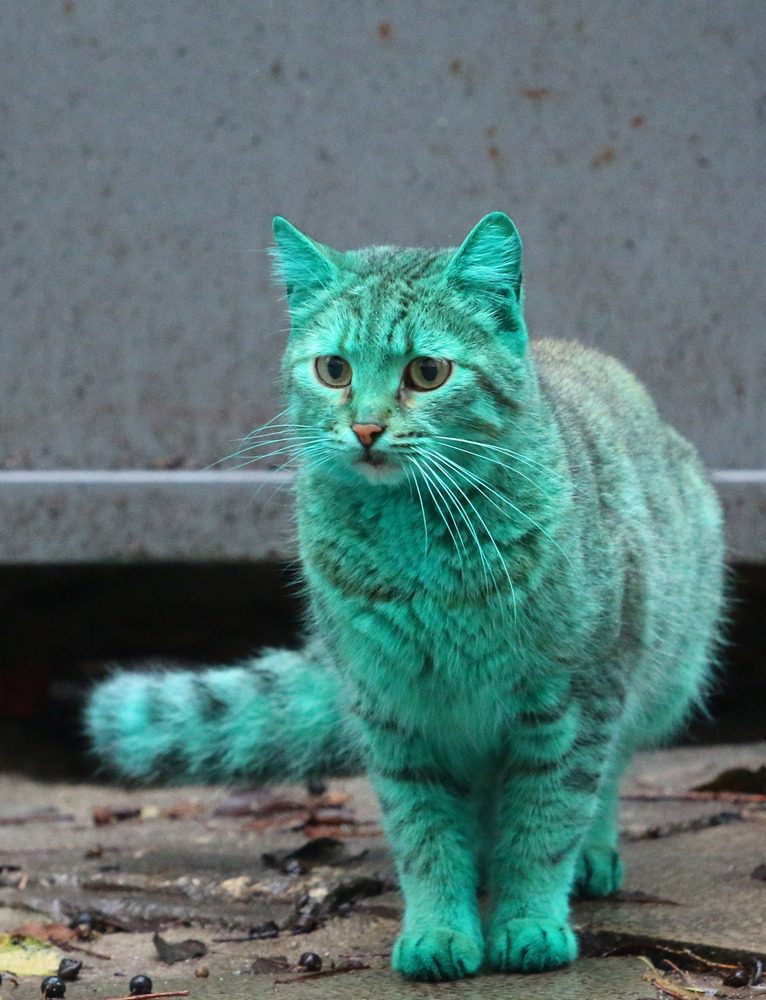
1, 1, 764, 561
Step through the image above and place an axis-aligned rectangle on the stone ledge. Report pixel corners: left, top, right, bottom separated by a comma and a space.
0, 471, 763, 563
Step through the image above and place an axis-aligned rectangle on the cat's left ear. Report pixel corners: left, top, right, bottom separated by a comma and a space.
271, 217, 341, 311
444, 212, 525, 339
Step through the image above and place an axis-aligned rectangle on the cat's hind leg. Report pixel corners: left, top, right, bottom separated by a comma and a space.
573, 760, 624, 899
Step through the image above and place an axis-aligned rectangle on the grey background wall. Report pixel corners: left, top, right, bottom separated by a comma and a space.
1, 1, 764, 562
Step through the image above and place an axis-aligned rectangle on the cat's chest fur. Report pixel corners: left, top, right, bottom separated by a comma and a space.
295, 457, 615, 739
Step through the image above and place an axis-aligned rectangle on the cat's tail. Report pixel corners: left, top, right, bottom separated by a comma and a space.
84, 642, 364, 784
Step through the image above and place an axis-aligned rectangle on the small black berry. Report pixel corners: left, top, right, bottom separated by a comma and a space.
41, 975, 66, 998
722, 969, 749, 988
129, 974, 153, 996
298, 952, 322, 972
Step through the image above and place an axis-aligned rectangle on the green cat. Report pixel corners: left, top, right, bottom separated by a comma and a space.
87, 213, 724, 981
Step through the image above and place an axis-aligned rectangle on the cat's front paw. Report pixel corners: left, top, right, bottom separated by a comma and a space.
573, 845, 623, 898
392, 928, 483, 981
486, 918, 577, 973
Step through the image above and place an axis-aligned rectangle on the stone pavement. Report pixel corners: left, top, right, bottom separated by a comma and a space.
1, 743, 765, 1000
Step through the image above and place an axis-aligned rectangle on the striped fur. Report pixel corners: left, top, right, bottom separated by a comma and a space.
86, 213, 724, 981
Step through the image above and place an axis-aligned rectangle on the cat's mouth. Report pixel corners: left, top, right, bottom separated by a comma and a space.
352, 449, 404, 484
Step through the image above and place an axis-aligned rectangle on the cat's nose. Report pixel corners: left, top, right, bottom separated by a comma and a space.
351, 423, 386, 447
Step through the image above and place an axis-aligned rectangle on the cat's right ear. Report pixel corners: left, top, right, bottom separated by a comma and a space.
271, 217, 340, 311
443, 212, 526, 344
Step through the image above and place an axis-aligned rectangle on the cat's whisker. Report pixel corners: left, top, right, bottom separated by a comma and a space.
211, 415, 323, 467
262, 444, 335, 485
222, 427, 331, 462
433, 440, 555, 501
430, 450, 572, 569
405, 465, 429, 559
275, 441, 332, 468
425, 461, 509, 622
226, 434, 330, 463
409, 457, 466, 570
241, 422, 325, 441
301, 450, 342, 479
432, 435, 582, 492
235, 408, 297, 446
416, 449, 517, 619
225, 440, 338, 501
234, 414, 329, 450
255, 445, 338, 502
411, 458, 468, 564
239, 446, 328, 501
227, 442, 317, 470
415, 453, 496, 593
239, 406, 291, 435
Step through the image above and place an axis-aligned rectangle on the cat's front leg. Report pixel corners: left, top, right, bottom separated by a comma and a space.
484, 743, 607, 973
371, 764, 484, 981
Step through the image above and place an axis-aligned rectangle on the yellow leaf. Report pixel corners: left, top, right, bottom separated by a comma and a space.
0, 933, 62, 977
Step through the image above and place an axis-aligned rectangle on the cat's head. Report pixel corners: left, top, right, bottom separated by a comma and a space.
272, 212, 532, 486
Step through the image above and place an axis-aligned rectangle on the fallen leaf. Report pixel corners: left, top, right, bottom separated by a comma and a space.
212, 920, 280, 944
303, 825, 343, 839
214, 791, 306, 817
160, 801, 207, 820
250, 956, 289, 974
249, 922, 280, 940
307, 823, 383, 840
93, 806, 141, 826
243, 809, 310, 832
12, 924, 77, 946
262, 837, 368, 874
152, 932, 206, 964
319, 876, 389, 917
0, 933, 62, 976
695, 765, 766, 794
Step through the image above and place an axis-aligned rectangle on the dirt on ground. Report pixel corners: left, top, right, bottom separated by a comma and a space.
1, 744, 765, 1000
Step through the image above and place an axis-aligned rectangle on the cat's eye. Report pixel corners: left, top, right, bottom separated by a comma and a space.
315, 355, 352, 388
403, 357, 452, 392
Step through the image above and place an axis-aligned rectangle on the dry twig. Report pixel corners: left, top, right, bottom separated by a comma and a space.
274, 963, 370, 984
96, 992, 190, 1000
623, 790, 766, 804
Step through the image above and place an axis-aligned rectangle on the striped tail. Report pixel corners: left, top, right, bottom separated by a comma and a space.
84, 643, 364, 784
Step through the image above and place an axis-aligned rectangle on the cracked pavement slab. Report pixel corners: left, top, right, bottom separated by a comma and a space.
1, 743, 765, 999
